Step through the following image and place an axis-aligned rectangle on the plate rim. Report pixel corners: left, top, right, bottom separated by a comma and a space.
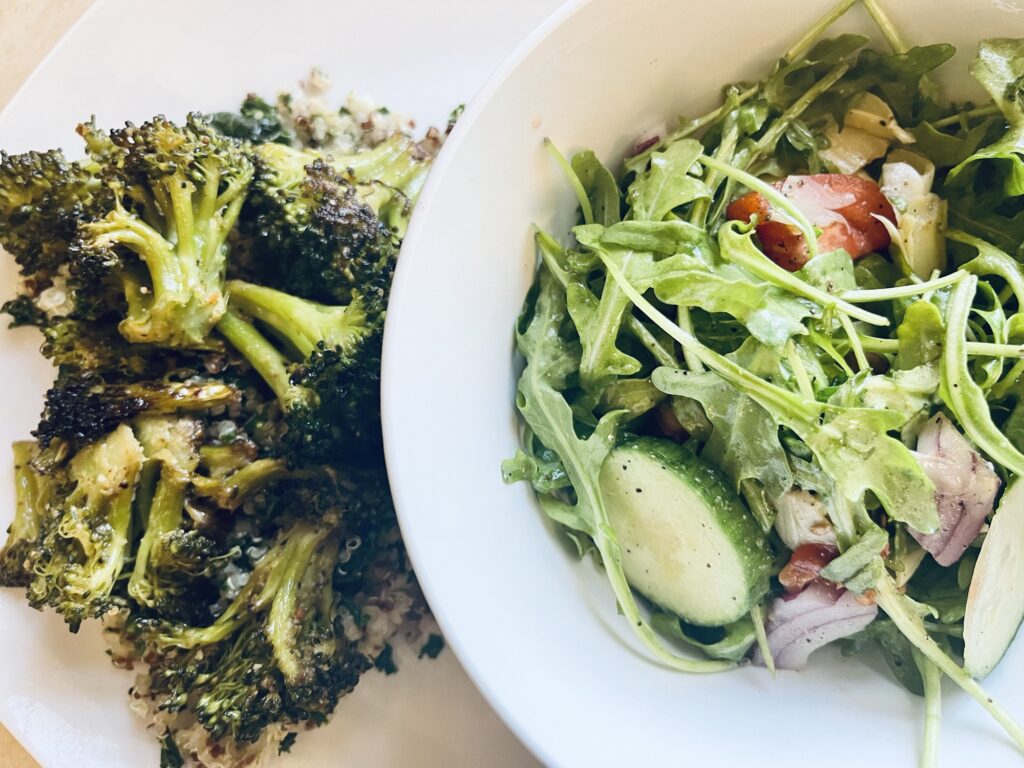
381, 0, 586, 764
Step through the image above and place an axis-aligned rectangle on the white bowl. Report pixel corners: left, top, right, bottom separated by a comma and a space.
383, 0, 1024, 765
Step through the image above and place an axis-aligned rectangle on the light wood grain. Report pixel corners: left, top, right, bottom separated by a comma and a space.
0, 3, 95, 764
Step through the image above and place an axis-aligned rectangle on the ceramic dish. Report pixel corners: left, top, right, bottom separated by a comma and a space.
383, 0, 1024, 765
0, 0, 558, 765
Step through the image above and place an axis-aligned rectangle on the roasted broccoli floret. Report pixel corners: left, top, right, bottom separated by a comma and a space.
0, 91, 424, 762
154, 519, 369, 743
0, 147, 112, 279
254, 132, 428, 232
38, 318, 172, 376
240, 132, 426, 304
2, 294, 46, 327
0, 442, 50, 585
127, 417, 222, 623
27, 424, 145, 629
75, 114, 254, 347
34, 372, 240, 448
192, 457, 291, 511
244, 155, 397, 304
216, 279, 383, 463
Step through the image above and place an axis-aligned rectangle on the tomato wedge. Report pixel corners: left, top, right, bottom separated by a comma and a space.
778, 542, 839, 594
726, 173, 897, 271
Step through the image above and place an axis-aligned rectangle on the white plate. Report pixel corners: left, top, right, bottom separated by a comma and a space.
384, 1, 1024, 766
0, 1, 562, 765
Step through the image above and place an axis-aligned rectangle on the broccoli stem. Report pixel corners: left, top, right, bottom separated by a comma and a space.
217, 308, 307, 406
161, 522, 322, 650
336, 133, 430, 207
159, 174, 197, 267
192, 458, 291, 510
90, 206, 197, 324
10, 441, 43, 547
132, 459, 160, 540
266, 523, 335, 682
128, 462, 188, 607
62, 483, 136, 610
226, 280, 364, 358
198, 444, 253, 476
0, 442, 46, 585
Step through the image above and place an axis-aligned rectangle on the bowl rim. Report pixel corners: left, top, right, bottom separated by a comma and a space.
380, 0, 587, 762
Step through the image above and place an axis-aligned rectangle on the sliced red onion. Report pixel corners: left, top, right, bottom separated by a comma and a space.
910, 413, 1001, 567
632, 122, 667, 156
754, 581, 878, 670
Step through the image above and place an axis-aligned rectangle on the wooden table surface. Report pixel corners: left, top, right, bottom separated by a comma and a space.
0, 3, 95, 765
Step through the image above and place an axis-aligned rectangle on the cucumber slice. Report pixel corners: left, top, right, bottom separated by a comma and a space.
599, 437, 772, 626
965, 479, 1024, 678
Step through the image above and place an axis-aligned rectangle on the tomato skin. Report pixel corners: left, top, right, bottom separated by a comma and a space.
778, 542, 839, 594
726, 174, 897, 271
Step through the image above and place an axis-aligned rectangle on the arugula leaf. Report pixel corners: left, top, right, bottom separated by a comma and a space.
717, 222, 885, 326
940, 275, 1024, 476
896, 300, 945, 370
607, 254, 938, 533
588, 222, 812, 351
651, 612, 756, 662
821, 525, 889, 585
516, 268, 619, 540
828, 366, 938, 424
842, 44, 956, 123
572, 150, 621, 227
652, 261, 812, 351
598, 220, 714, 260
795, 249, 857, 294
941, 41, 1024, 252
626, 139, 709, 221
1004, 401, 1024, 453
653, 341, 794, 501
954, 229, 1024, 305
874, 571, 1024, 751
691, 309, 751, 355
502, 427, 571, 495
569, 223, 809, 387
910, 118, 998, 169
652, 368, 938, 533
949, 39, 1024, 196
761, 34, 868, 108
854, 252, 902, 292
806, 408, 938, 534
907, 558, 968, 625
511, 266, 730, 673
565, 249, 648, 388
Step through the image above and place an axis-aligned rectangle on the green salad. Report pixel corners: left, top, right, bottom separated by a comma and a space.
505, 0, 1024, 761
